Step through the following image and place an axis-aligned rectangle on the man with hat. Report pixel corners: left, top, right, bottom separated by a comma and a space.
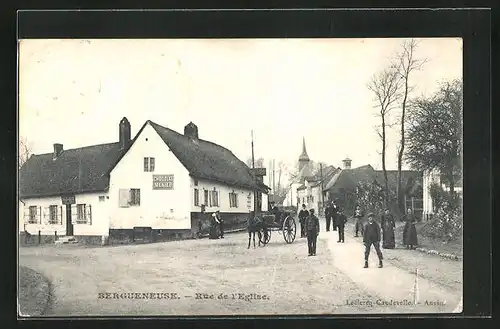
336, 207, 348, 243
363, 212, 383, 268
305, 208, 320, 256
298, 204, 309, 238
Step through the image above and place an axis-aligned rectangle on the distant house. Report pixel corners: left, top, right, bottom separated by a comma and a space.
422, 169, 462, 221
322, 158, 422, 216
19, 118, 269, 245
297, 165, 340, 215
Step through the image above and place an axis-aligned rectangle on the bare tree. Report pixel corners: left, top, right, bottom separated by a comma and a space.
394, 39, 428, 212
19, 137, 32, 169
246, 157, 264, 168
367, 66, 402, 206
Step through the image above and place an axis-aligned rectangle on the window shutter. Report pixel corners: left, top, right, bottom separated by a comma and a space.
38, 206, 42, 224
236, 194, 239, 208
23, 207, 29, 224
59, 206, 63, 225
71, 205, 78, 224
228, 192, 231, 207
150, 158, 155, 172
119, 189, 130, 207
86, 205, 92, 225
42, 207, 49, 224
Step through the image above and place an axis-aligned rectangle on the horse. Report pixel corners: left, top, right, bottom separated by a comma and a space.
247, 213, 266, 249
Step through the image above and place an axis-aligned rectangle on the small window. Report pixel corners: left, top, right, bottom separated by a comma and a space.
194, 179, 199, 186
49, 205, 58, 224
119, 188, 141, 207
76, 204, 87, 224
143, 157, 155, 172
229, 191, 238, 208
194, 188, 200, 206
99, 196, 106, 202
210, 188, 219, 207
28, 206, 38, 224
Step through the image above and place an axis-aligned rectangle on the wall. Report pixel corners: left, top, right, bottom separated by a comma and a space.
189, 177, 255, 214
108, 123, 191, 230
19, 192, 110, 236
422, 169, 440, 219
284, 182, 302, 208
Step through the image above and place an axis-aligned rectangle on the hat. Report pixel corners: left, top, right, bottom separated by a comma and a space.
367, 212, 374, 218
302, 204, 306, 208
310, 209, 315, 213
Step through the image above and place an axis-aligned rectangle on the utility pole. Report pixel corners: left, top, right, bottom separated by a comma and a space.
273, 159, 276, 196
251, 130, 255, 169
320, 163, 325, 216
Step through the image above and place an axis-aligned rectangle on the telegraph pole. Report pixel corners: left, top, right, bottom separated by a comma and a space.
251, 130, 257, 214
320, 163, 325, 216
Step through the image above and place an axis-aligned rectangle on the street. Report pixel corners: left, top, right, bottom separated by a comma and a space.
19, 219, 462, 316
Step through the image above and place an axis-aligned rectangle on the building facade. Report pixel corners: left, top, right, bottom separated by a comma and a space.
19, 118, 269, 245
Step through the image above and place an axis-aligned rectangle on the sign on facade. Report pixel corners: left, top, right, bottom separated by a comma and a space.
61, 195, 75, 205
153, 174, 174, 190
247, 193, 252, 209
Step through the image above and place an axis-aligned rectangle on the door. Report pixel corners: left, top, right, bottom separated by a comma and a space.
66, 204, 74, 236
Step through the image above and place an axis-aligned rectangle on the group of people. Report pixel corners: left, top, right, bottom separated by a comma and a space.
297, 201, 419, 268
196, 208, 225, 240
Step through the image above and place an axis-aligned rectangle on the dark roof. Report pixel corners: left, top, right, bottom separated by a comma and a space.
149, 121, 268, 192
324, 165, 377, 193
375, 170, 422, 193
20, 142, 126, 198
310, 166, 340, 187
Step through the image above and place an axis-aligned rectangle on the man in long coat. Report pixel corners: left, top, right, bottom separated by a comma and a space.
325, 202, 333, 232
336, 207, 348, 243
305, 208, 320, 256
298, 204, 309, 238
331, 200, 339, 231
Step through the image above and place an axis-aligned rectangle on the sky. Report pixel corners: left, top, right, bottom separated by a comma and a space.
19, 38, 462, 184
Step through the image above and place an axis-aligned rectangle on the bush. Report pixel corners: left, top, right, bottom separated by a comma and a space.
420, 192, 462, 241
355, 180, 393, 216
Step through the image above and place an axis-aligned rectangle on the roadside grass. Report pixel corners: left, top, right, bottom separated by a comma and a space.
18, 266, 51, 316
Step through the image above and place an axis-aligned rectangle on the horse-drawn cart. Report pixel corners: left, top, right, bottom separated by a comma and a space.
255, 207, 297, 245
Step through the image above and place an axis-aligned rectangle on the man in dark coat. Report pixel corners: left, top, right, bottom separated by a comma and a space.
336, 207, 348, 243
305, 208, 320, 256
363, 213, 383, 268
331, 200, 339, 231
325, 202, 333, 232
298, 204, 309, 238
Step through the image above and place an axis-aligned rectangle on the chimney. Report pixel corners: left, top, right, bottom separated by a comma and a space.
119, 117, 131, 149
184, 122, 199, 139
342, 157, 352, 169
53, 143, 63, 159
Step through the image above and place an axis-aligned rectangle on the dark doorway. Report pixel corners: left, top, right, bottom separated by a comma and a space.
65, 204, 74, 236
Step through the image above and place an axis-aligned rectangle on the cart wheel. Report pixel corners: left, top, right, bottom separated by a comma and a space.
282, 216, 296, 244
259, 228, 271, 245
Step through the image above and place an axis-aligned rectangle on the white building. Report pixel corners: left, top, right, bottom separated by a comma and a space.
19, 118, 269, 244
422, 168, 462, 221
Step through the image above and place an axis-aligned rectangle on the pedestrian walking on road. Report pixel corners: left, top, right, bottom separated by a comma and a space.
336, 208, 347, 243
403, 208, 418, 249
325, 202, 333, 232
381, 208, 396, 249
298, 204, 309, 238
363, 213, 383, 268
354, 205, 365, 237
305, 208, 320, 256
331, 200, 339, 231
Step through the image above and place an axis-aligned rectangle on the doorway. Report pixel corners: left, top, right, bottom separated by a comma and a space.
65, 204, 74, 236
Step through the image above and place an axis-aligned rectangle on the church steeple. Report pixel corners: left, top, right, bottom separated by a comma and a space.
298, 137, 310, 172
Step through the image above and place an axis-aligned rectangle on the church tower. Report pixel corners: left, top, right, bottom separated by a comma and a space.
298, 137, 310, 172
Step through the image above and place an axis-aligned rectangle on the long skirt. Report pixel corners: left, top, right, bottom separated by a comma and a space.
403, 223, 418, 246
209, 222, 219, 239
382, 227, 395, 249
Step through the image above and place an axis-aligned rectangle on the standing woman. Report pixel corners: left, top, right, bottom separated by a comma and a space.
209, 211, 220, 239
354, 205, 365, 237
380, 208, 396, 249
402, 208, 418, 249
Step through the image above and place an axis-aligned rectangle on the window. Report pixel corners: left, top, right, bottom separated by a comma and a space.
99, 196, 106, 202
194, 188, 200, 206
194, 180, 199, 186
229, 191, 238, 208
144, 157, 155, 172
119, 188, 141, 207
27, 206, 38, 224
74, 204, 92, 225
204, 190, 209, 206
210, 188, 219, 207
49, 205, 59, 224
